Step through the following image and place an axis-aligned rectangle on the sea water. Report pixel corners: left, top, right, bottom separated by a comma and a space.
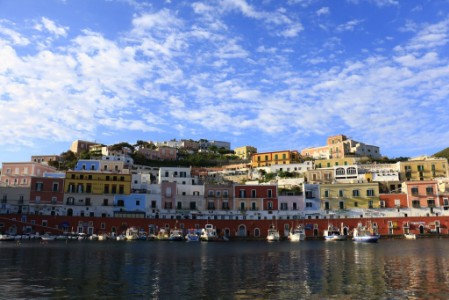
0, 238, 448, 299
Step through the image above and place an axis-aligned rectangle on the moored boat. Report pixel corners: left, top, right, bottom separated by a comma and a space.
200, 224, 218, 241
0, 234, 15, 241
185, 228, 200, 242
169, 228, 184, 241
324, 224, 347, 241
41, 233, 56, 241
266, 224, 280, 242
404, 233, 417, 239
352, 222, 380, 243
288, 225, 306, 242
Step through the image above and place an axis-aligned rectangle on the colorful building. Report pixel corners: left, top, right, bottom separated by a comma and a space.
251, 150, 300, 167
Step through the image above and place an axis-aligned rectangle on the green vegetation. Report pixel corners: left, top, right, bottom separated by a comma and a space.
434, 147, 449, 160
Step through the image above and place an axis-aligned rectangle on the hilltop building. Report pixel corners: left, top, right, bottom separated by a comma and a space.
301, 134, 381, 159
70, 140, 99, 154
234, 146, 257, 160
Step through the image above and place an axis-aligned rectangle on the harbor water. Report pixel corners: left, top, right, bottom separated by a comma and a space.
1, 238, 448, 299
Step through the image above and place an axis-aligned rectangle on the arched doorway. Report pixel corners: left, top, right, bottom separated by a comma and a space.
238, 224, 246, 237
224, 228, 231, 238
67, 208, 73, 216
419, 225, 424, 234
253, 228, 260, 237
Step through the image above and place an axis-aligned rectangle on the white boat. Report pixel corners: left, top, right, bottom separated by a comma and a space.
185, 229, 200, 242
353, 223, 380, 243
404, 233, 417, 239
125, 227, 139, 241
169, 228, 184, 241
266, 225, 280, 242
324, 224, 347, 241
41, 233, 56, 241
200, 224, 218, 241
0, 234, 15, 241
288, 225, 306, 242
157, 228, 170, 241
98, 234, 108, 241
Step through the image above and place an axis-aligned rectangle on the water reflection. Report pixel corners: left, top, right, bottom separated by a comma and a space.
0, 239, 448, 299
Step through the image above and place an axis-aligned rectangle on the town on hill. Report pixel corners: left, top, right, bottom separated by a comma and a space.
0, 134, 448, 238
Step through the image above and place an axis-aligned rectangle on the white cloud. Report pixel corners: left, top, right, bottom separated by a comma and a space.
34, 17, 68, 37
336, 19, 364, 32
405, 19, 449, 51
316, 7, 330, 16
0, 24, 30, 45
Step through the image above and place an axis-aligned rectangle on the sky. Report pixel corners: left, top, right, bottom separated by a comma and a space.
1, 0, 449, 165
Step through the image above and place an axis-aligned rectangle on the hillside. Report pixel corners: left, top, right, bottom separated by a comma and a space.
433, 147, 449, 160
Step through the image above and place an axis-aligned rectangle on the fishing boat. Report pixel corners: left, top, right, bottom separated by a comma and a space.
200, 224, 218, 241
404, 232, 417, 239
324, 224, 347, 241
125, 227, 139, 241
169, 228, 184, 241
288, 225, 306, 242
352, 222, 380, 243
157, 228, 170, 241
185, 228, 200, 242
266, 224, 280, 242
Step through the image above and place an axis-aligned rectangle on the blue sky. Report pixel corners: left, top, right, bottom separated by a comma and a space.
1, 0, 449, 165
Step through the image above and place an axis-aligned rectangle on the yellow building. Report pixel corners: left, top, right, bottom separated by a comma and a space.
314, 157, 358, 168
399, 157, 448, 181
320, 182, 380, 210
251, 150, 300, 168
234, 146, 257, 160
64, 171, 132, 196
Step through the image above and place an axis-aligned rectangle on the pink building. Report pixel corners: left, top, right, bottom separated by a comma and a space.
0, 162, 58, 187
403, 180, 439, 209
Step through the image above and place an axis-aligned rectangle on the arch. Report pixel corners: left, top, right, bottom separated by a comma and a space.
67, 208, 73, 216
237, 224, 247, 237
419, 225, 424, 234
336, 168, 345, 175
253, 228, 261, 237
347, 167, 357, 175
224, 228, 231, 238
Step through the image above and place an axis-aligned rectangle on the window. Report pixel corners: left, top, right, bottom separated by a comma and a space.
223, 191, 228, 198
117, 200, 125, 207
208, 202, 215, 209
306, 202, 312, 208
336, 168, 345, 175
411, 187, 418, 195
426, 187, 434, 195
177, 202, 182, 209
339, 190, 344, 197
215, 191, 221, 197
251, 190, 256, 198
267, 201, 273, 210
239, 190, 246, 198
352, 189, 360, 197
427, 199, 435, 208
347, 167, 357, 175
412, 200, 420, 208
280, 203, 288, 210
35, 182, 43, 192
136, 200, 140, 206
324, 190, 329, 198
367, 189, 374, 196
305, 190, 313, 198
267, 189, 273, 198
